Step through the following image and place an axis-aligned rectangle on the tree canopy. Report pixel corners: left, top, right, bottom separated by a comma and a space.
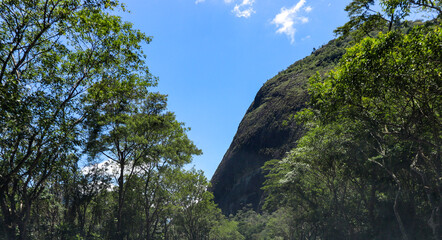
0, 1, 225, 239
263, 13, 441, 240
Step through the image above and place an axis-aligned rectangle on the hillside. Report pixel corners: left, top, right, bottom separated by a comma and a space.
210, 37, 351, 215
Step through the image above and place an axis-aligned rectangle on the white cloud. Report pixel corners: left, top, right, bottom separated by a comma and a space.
195, 0, 205, 4
300, 16, 309, 23
82, 160, 122, 178
271, 0, 312, 44
301, 35, 311, 41
224, 0, 234, 3
232, 0, 255, 18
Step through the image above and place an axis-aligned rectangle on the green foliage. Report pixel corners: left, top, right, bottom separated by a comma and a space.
233, 208, 269, 240
335, 0, 442, 40
0, 1, 150, 239
263, 23, 441, 239
263, 120, 378, 239
82, 71, 201, 239
210, 218, 244, 240
312, 23, 441, 239
169, 169, 220, 240
0, 1, 221, 240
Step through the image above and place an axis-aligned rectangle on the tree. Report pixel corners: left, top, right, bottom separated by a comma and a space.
335, 0, 441, 39
209, 217, 244, 240
59, 160, 112, 238
171, 169, 220, 240
232, 208, 269, 240
263, 120, 380, 239
83, 73, 201, 239
0, 1, 151, 239
306, 24, 441, 239
263, 18, 440, 240
0, 1, 227, 240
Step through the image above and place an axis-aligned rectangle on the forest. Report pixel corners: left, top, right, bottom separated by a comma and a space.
0, 0, 440, 239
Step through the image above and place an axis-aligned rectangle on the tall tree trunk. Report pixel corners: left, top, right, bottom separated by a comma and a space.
393, 187, 409, 240
17, 191, 31, 240
145, 210, 151, 240
117, 166, 124, 240
368, 185, 377, 235
163, 219, 169, 240
2, 214, 16, 240
0, 184, 31, 240
17, 220, 27, 240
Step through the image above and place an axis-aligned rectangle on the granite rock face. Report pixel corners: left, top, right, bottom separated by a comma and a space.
210, 38, 349, 215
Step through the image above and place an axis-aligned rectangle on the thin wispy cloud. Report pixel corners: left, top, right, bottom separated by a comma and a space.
272, 0, 312, 44
197, 0, 255, 18
232, 0, 255, 18
301, 35, 311, 41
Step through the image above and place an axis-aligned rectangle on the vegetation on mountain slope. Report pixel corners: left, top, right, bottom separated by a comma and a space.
0, 0, 440, 239
215, 1, 441, 239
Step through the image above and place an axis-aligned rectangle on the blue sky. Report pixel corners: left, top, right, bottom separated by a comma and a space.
116, 0, 350, 179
